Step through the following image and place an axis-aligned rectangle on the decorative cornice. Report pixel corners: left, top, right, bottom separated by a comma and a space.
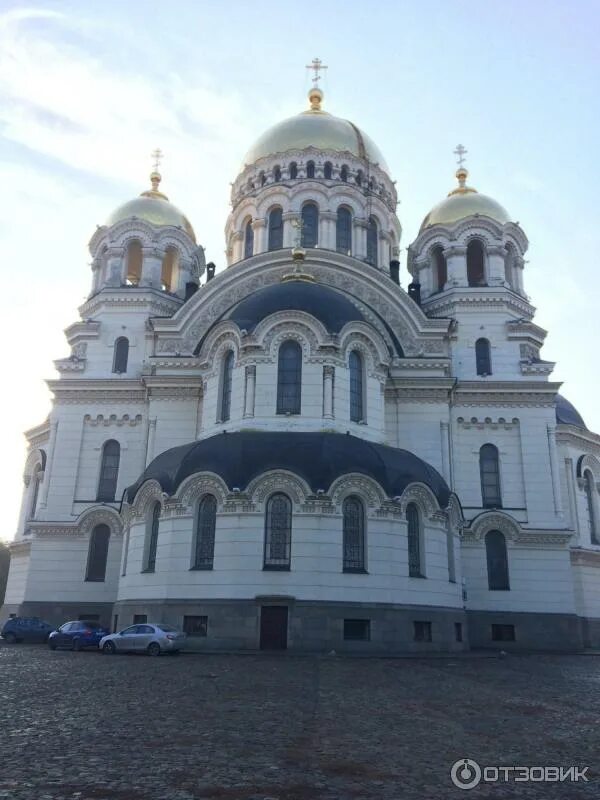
571, 548, 600, 567
84, 413, 144, 427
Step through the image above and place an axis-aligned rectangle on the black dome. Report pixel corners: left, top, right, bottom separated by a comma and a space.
226, 279, 365, 334
555, 394, 586, 429
126, 431, 451, 507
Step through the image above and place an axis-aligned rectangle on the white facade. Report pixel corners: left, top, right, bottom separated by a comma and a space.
4, 87, 600, 652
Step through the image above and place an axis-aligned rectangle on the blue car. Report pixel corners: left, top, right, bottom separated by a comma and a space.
2, 617, 53, 644
48, 620, 110, 651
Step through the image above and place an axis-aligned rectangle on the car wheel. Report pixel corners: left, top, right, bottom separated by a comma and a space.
147, 642, 161, 657
102, 641, 116, 655
3, 632, 17, 644
72, 638, 82, 652
48, 639, 57, 650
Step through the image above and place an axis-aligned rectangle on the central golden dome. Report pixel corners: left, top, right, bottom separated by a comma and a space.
241, 88, 389, 173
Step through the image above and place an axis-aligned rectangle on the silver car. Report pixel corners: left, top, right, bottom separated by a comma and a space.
99, 623, 186, 656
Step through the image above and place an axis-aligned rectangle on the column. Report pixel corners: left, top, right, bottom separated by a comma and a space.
546, 424, 563, 516
141, 247, 163, 289
232, 231, 244, 263
487, 245, 506, 286
37, 420, 58, 512
105, 248, 123, 287
444, 245, 467, 287
146, 418, 157, 465
323, 366, 334, 418
283, 213, 297, 249
354, 219, 368, 260
440, 421, 451, 485
252, 218, 267, 254
379, 232, 389, 269
564, 457, 579, 537
90, 259, 102, 293
244, 365, 256, 417
320, 211, 336, 251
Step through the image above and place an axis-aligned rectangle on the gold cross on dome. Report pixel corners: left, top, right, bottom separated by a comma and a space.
151, 148, 163, 173
453, 144, 468, 168
306, 58, 328, 86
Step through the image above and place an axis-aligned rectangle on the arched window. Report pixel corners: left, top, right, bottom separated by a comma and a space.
268, 207, 283, 251
336, 207, 352, 254
366, 216, 378, 266
349, 350, 364, 422
144, 502, 161, 572
306, 160, 315, 179
97, 440, 120, 502
112, 337, 129, 374
432, 246, 447, 291
584, 470, 598, 544
28, 464, 42, 520
192, 495, 217, 569
407, 503, 423, 577
260, 171, 266, 187
244, 219, 254, 259
467, 240, 486, 286
161, 246, 179, 292
264, 493, 292, 569
276, 340, 302, 414
273, 165, 281, 182
340, 165, 348, 182
301, 202, 318, 248
126, 240, 142, 286
289, 162, 298, 179
475, 338, 492, 376
480, 444, 502, 508
323, 161, 333, 179
219, 350, 234, 422
485, 530, 510, 590
355, 170, 363, 187
447, 525, 456, 582
85, 524, 111, 582
343, 496, 365, 572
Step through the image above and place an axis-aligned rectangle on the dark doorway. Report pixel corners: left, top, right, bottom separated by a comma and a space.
260, 605, 288, 650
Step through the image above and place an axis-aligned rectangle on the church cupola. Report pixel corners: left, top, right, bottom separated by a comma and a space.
407, 147, 528, 301
225, 62, 401, 270
88, 152, 205, 299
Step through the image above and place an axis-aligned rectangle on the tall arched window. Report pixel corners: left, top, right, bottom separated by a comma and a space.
475, 338, 492, 376
366, 216, 378, 266
28, 464, 42, 520
244, 219, 254, 259
584, 470, 598, 544
126, 240, 142, 286
336, 207, 352, 254
355, 170, 363, 187
467, 240, 486, 286
192, 494, 217, 569
276, 340, 302, 414
343, 496, 365, 571
485, 530, 510, 590
306, 160, 315, 179
407, 503, 423, 577
340, 165, 348, 182
273, 165, 281, 182
112, 337, 129, 374
144, 502, 161, 572
264, 493, 292, 569
323, 161, 333, 179
480, 444, 502, 508
349, 350, 364, 422
432, 246, 447, 291
268, 208, 283, 251
85, 524, 111, 582
220, 350, 234, 422
289, 162, 298, 179
161, 246, 179, 292
97, 440, 120, 502
301, 203, 318, 248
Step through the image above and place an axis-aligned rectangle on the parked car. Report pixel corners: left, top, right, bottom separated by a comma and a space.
48, 620, 110, 651
1, 617, 53, 644
100, 623, 187, 656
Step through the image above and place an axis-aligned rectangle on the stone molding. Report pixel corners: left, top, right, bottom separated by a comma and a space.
84, 414, 144, 427
462, 511, 571, 547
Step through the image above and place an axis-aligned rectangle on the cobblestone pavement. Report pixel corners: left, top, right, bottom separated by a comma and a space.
0, 644, 599, 799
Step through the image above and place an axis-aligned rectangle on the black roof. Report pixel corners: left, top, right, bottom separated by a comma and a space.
126, 431, 451, 507
555, 394, 586, 429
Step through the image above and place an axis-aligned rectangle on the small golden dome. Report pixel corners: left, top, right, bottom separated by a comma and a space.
421, 168, 510, 230
107, 171, 196, 242
241, 87, 389, 173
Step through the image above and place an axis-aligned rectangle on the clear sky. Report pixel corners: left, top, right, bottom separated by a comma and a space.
1, 0, 599, 539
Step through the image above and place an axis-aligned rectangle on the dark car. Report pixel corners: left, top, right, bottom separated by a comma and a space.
1, 617, 53, 644
48, 620, 110, 651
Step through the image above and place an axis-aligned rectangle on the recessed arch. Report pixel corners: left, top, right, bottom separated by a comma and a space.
301, 202, 319, 248
467, 239, 486, 286
126, 239, 142, 286
343, 495, 366, 572
306, 160, 315, 179
336, 205, 352, 255
161, 245, 179, 292
268, 207, 283, 251
243, 217, 254, 259
431, 245, 447, 291
276, 340, 302, 414
366, 216, 378, 266
85, 524, 111, 582
323, 161, 333, 179
264, 492, 292, 570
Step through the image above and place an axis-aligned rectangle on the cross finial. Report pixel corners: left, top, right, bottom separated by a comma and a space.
151, 148, 163, 173
453, 144, 468, 168
306, 57, 328, 86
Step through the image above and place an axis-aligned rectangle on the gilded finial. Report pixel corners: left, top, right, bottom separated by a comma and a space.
448, 144, 477, 197
306, 58, 327, 111
141, 148, 168, 200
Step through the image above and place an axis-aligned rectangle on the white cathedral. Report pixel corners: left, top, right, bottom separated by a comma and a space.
3, 77, 600, 653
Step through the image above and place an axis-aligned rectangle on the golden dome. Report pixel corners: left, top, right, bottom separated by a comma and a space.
421, 168, 510, 230
241, 88, 389, 173
107, 171, 196, 242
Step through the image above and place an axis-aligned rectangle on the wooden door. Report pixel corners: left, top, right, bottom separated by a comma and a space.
260, 606, 288, 650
